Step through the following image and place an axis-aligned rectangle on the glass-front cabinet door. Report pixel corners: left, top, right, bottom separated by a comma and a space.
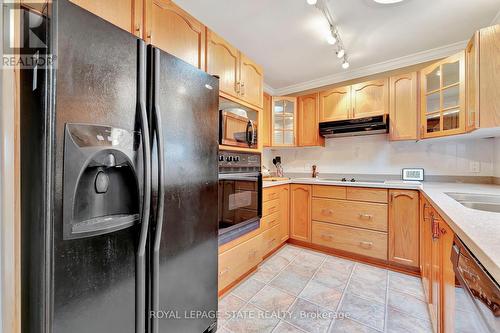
421, 52, 465, 138
272, 97, 297, 146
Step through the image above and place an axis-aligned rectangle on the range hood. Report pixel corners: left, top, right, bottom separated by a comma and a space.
319, 115, 389, 138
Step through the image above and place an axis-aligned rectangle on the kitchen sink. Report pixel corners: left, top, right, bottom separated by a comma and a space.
446, 192, 500, 213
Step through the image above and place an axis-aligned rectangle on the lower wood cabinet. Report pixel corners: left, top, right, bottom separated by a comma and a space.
312, 221, 388, 260
388, 190, 419, 268
218, 233, 262, 292
261, 224, 280, 257
420, 196, 457, 333
290, 184, 312, 242
279, 185, 290, 243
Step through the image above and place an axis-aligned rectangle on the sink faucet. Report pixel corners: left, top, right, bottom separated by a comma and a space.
312, 165, 319, 178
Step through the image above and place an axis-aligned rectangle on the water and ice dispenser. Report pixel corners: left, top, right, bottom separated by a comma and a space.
63, 123, 141, 240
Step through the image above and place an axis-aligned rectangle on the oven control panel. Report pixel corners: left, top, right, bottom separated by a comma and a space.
218, 150, 261, 171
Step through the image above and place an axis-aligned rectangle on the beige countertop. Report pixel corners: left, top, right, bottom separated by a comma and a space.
263, 178, 500, 283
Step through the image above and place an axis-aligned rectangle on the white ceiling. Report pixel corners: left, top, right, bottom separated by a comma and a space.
175, 0, 500, 94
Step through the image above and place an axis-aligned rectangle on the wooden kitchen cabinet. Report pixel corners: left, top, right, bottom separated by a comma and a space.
319, 86, 351, 122
466, 25, 500, 129
272, 97, 297, 146
262, 93, 272, 147
239, 53, 264, 108
290, 184, 311, 242
297, 93, 324, 147
420, 51, 466, 138
69, 0, 142, 36
389, 72, 418, 141
420, 195, 433, 302
351, 78, 389, 119
206, 30, 263, 108
278, 185, 290, 243
206, 30, 239, 98
144, 0, 205, 69
388, 190, 419, 268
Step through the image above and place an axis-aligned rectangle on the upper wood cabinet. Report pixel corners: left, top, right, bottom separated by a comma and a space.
272, 97, 297, 146
262, 93, 272, 147
69, 0, 142, 36
297, 93, 324, 147
290, 184, 311, 242
467, 25, 500, 129
206, 30, 240, 99
351, 78, 389, 119
465, 32, 480, 132
319, 86, 351, 122
389, 72, 418, 141
420, 51, 465, 138
144, 0, 205, 69
388, 190, 419, 268
206, 30, 264, 109
239, 54, 264, 108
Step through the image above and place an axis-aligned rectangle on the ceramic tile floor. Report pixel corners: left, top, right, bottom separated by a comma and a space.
218, 244, 433, 333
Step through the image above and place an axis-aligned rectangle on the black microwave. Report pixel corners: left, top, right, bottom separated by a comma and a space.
219, 98, 258, 149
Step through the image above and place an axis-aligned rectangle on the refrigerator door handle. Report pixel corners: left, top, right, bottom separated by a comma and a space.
151, 47, 166, 333
136, 39, 151, 333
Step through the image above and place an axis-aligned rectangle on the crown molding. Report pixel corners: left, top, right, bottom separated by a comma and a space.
267, 40, 467, 96
491, 8, 500, 25
263, 83, 277, 96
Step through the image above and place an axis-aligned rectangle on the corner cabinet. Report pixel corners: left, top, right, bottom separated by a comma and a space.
297, 93, 324, 147
290, 184, 312, 242
389, 72, 418, 141
388, 190, 419, 268
420, 52, 466, 138
144, 0, 205, 70
272, 97, 297, 146
206, 30, 264, 109
69, 0, 143, 36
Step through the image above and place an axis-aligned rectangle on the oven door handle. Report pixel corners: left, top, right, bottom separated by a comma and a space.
219, 173, 260, 181
257, 172, 263, 218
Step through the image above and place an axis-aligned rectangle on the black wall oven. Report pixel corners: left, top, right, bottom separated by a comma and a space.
218, 150, 262, 245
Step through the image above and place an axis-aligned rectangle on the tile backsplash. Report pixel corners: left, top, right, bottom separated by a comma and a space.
264, 134, 497, 177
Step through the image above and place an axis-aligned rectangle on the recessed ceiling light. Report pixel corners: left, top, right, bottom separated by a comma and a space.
373, 0, 404, 4
306, 0, 317, 5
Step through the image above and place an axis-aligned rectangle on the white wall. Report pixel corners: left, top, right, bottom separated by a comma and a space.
264, 134, 497, 176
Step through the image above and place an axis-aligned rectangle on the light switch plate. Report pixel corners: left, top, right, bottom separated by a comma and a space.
402, 168, 424, 181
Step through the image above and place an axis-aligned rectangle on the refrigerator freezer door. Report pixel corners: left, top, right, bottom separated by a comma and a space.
149, 46, 220, 333
50, 1, 147, 332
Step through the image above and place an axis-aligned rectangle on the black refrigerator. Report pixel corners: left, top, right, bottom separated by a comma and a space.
20, 1, 219, 333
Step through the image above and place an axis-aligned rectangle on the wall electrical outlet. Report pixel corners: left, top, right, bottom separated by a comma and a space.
469, 161, 481, 173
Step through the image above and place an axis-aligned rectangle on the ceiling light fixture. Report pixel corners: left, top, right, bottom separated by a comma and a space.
342, 58, 350, 69
310, 0, 351, 70
373, 0, 404, 4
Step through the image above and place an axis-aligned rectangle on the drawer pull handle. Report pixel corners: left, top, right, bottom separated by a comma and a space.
322, 209, 334, 215
269, 219, 278, 226
219, 268, 229, 276
270, 193, 279, 199
359, 241, 373, 249
268, 206, 278, 213
321, 234, 334, 240
358, 213, 373, 220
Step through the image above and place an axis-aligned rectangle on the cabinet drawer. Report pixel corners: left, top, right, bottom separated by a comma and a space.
261, 212, 280, 231
219, 234, 262, 290
346, 187, 388, 203
312, 221, 388, 260
262, 224, 281, 256
262, 198, 280, 216
263, 186, 281, 202
312, 185, 346, 199
312, 198, 388, 232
